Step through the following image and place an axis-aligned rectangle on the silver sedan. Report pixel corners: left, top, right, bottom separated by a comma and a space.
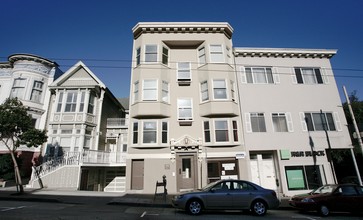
172, 179, 280, 216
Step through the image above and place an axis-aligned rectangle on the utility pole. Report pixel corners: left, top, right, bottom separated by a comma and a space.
343, 86, 363, 186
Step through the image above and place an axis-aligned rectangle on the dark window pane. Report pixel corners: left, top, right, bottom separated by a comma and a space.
326, 113, 336, 131
295, 68, 303, 84
315, 69, 323, 84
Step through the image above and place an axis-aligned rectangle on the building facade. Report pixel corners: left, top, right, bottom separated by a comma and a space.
28, 61, 128, 192
234, 48, 352, 197
126, 22, 353, 197
0, 54, 62, 176
126, 22, 247, 194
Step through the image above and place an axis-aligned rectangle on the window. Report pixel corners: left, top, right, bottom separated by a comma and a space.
30, 81, 43, 102
304, 112, 336, 131
210, 44, 224, 63
10, 78, 26, 99
250, 113, 266, 132
161, 81, 169, 103
142, 79, 157, 101
136, 47, 141, 65
204, 121, 211, 143
201, 81, 209, 101
198, 46, 206, 65
162, 121, 168, 144
133, 122, 138, 144
215, 120, 229, 142
285, 165, 323, 190
145, 45, 157, 62
177, 62, 191, 82
87, 94, 95, 114
213, 79, 227, 99
245, 67, 273, 84
294, 68, 324, 84
162, 46, 169, 65
143, 121, 157, 143
272, 113, 288, 132
178, 98, 192, 120
65, 91, 78, 112
79, 91, 85, 112
226, 46, 232, 64
232, 120, 238, 141
57, 92, 63, 112
230, 81, 235, 101
133, 81, 139, 103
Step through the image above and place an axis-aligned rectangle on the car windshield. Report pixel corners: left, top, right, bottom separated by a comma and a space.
200, 181, 222, 191
312, 185, 338, 194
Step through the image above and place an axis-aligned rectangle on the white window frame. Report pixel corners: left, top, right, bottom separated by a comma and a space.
142, 121, 157, 144
198, 46, 206, 65
142, 79, 158, 101
161, 121, 168, 144
136, 47, 141, 66
162, 46, 169, 65
161, 81, 169, 103
209, 44, 224, 63
65, 90, 78, 112
294, 67, 324, 84
177, 98, 193, 121
203, 121, 211, 143
272, 112, 293, 132
144, 44, 158, 63
10, 78, 27, 99
245, 112, 267, 133
213, 79, 227, 100
87, 93, 95, 114
177, 62, 192, 82
214, 120, 229, 142
245, 67, 274, 84
200, 81, 209, 102
79, 91, 85, 112
133, 81, 139, 103
302, 112, 340, 131
30, 80, 43, 102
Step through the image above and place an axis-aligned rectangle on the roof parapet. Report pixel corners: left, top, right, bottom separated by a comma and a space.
234, 47, 337, 59
132, 22, 233, 39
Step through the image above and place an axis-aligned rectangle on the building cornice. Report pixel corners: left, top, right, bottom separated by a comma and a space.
132, 22, 233, 39
8, 54, 58, 67
234, 47, 337, 59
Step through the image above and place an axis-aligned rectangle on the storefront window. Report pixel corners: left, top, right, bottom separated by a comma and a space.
285, 165, 323, 190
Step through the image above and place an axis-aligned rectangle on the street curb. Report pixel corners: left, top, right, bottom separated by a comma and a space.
108, 201, 173, 208
0, 196, 61, 203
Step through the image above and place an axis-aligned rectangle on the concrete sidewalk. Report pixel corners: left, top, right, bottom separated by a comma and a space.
0, 186, 292, 209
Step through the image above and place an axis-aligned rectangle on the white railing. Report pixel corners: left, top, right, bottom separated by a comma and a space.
82, 149, 126, 164
107, 118, 128, 128
31, 152, 80, 180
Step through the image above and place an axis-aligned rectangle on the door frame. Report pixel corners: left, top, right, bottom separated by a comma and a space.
176, 153, 198, 192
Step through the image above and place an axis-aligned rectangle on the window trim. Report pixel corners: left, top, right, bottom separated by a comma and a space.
30, 80, 44, 103
162, 46, 169, 66
177, 98, 193, 121
213, 79, 228, 100
198, 46, 206, 66
142, 79, 158, 101
214, 120, 229, 142
246, 112, 267, 133
209, 44, 224, 63
177, 62, 192, 82
294, 67, 324, 84
161, 81, 169, 103
200, 81, 209, 102
142, 120, 157, 144
144, 44, 158, 63
136, 47, 141, 66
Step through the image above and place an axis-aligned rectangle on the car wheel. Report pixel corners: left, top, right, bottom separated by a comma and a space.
186, 199, 203, 215
319, 205, 330, 217
251, 200, 267, 216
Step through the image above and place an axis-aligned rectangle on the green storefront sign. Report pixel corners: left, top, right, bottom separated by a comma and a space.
286, 169, 305, 189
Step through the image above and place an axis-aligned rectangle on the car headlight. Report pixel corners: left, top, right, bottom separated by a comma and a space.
301, 198, 315, 203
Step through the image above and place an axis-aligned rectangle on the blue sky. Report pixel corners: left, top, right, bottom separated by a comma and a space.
1, 0, 362, 101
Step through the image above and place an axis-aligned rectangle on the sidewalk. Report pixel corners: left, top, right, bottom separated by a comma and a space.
0, 186, 292, 209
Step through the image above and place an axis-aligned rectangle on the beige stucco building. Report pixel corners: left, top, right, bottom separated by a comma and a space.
126, 22, 353, 197
234, 48, 352, 197
126, 22, 247, 194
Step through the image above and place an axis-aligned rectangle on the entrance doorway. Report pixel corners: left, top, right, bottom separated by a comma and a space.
131, 159, 144, 190
176, 153, 197, 191
250, 154, 277, 191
